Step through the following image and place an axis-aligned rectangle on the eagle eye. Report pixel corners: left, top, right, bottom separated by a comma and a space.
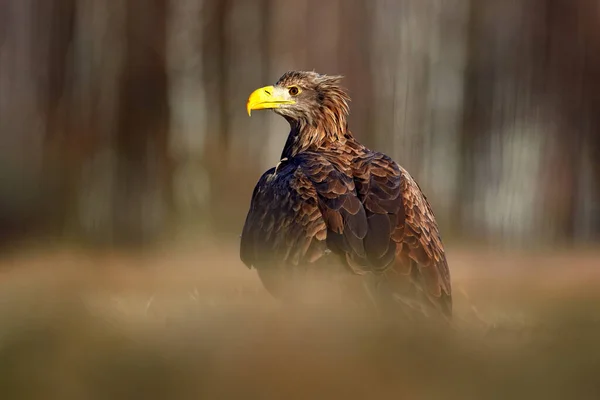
288, 86, 300, 96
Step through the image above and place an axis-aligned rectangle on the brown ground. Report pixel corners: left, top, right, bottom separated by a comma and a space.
0, 238, 599, 400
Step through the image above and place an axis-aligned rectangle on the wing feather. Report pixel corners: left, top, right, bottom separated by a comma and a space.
240, 153, 367, 270
240, 163, 328, 269
353, 152, 452, 315
240, 149, 452, 316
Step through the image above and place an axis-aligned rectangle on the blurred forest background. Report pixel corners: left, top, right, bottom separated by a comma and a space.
1, 0, 599, 249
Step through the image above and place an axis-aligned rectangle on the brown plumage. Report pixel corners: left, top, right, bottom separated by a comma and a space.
241, 71, 452, 318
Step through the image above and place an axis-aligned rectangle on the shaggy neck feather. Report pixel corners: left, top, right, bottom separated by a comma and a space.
281, 93, 352, 159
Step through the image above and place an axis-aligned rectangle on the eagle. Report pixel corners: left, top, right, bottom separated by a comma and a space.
240, 71, 452, 319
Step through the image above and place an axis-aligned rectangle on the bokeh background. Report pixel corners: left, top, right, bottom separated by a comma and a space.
1, 1, 600, 399
2, 0, 599, 247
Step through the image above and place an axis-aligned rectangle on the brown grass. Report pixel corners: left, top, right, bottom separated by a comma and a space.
0, 238, 599, 400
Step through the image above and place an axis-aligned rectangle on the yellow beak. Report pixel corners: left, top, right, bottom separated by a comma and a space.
246, 85, 295, 116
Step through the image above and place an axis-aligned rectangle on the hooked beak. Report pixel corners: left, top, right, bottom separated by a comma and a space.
246, 85, 295, 116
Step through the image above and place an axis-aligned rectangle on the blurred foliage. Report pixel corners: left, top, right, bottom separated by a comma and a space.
0, 0, 598, 248
0, 244, 599, 399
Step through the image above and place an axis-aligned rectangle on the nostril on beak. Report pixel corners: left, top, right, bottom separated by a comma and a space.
264, 89, 271, 95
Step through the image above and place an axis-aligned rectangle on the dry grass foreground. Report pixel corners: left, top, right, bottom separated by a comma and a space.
0, 238, 599, 400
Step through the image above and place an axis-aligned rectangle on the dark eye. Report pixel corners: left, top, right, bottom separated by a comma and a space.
288, 86, 300, 96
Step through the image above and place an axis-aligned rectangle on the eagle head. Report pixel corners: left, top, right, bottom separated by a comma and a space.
246, 71, 350, 126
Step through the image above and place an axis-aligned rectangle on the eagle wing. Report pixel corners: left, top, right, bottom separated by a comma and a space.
353, 152, 452, 315
240, 151, 451, 315
240, 153, 365, 271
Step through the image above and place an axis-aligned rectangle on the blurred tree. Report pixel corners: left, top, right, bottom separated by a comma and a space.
42, 0, 170, 246
112, 0, 170, 245
167, 0, 211, 232
462, 0, 600, 245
